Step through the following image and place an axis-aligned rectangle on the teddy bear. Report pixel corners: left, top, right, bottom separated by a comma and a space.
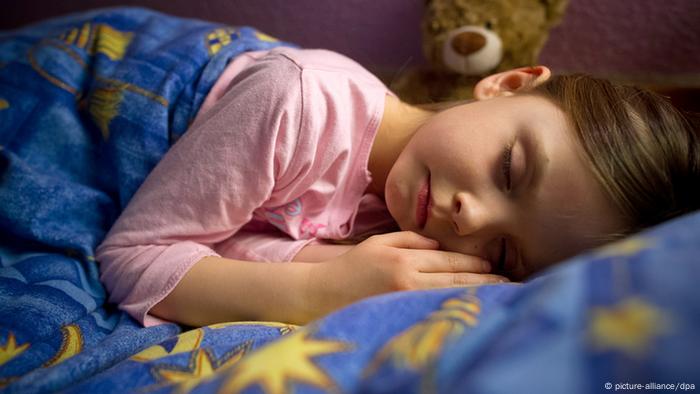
392, 0, 569, 103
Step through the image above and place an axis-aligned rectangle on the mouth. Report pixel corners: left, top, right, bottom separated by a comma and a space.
416, 172, 431, 229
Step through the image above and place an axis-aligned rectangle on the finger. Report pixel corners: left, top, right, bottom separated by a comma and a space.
368, 231, 439, 250
413, 250, 491, 274
416, 273, 511, 289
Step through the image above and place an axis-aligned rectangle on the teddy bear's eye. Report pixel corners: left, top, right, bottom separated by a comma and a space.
485, 21, 493, 30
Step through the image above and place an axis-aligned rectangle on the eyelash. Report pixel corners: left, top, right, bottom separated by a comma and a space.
498, 143, 516, 275
502, 142, 514, 190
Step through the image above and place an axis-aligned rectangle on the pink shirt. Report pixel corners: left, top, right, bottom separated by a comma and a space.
96, 47, 397, 327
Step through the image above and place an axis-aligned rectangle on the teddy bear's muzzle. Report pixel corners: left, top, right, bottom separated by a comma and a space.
442, 25, 503, 76
451, 31, 486, 55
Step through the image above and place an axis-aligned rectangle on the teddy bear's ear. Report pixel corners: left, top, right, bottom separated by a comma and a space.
540, 0, 569, 25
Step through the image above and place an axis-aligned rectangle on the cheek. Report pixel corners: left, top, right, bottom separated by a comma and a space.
414, 125, 471, 166
426, 143, 474, 183
434, 234, 482, 258
414, 126, 452, 154
384, 153, 414, 228
383, 172, 402, 222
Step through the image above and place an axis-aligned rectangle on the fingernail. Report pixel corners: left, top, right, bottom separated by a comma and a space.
499, 277, 510, 283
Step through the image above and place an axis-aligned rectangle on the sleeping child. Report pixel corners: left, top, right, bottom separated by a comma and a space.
97, 47, 699, 329
3, 8, 695, 329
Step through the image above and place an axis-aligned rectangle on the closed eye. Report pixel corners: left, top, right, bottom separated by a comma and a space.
502, 142, 514, 190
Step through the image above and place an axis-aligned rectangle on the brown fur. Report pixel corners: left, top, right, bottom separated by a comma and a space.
392, 0, 569, 103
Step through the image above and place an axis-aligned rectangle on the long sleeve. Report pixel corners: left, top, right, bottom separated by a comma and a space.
96, 53, 304, 326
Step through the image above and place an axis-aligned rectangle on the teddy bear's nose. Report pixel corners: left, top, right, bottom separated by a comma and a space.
451, 31, 486, 56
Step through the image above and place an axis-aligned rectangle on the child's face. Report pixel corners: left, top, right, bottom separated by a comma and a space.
384, 94, 626, 281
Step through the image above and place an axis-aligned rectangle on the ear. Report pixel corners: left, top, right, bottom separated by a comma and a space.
473, 66, 552, 100
541, 0, 570, 24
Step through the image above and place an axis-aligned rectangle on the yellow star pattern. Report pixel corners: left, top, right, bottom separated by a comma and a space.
221, 328, 351, 394
254, 31, 279, 42
151, 345, 247, 394
0, 332, 30, 367
88, 85, 122, 140
0, 98, 8, 110
60, 23, 133, 60
589, 297, 672, 358
93, 24, 133, 60
365, 289, 481, 377
595, 237, 654, 258
207, 28, 236, 56
132, 328, 204, 362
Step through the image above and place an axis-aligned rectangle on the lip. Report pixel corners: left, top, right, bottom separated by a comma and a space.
415, 172, 431, 229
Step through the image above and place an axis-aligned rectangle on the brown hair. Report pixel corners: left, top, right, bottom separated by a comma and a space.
527, 74, 700, 240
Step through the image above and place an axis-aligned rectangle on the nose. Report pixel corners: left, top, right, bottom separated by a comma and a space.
451, 192, 490, 236
442, 25, 503, 75
451, 31, 486, 56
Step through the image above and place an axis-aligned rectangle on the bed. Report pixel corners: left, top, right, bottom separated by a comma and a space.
1, 8, 698, 394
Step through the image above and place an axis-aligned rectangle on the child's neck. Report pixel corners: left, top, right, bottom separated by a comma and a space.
366, 95, 433, 198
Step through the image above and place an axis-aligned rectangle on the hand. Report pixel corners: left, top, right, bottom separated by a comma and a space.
304, 231, 510, 318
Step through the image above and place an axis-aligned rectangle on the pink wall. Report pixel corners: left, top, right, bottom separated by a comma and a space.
3, 0, 700, 81
540, 0, 700, 77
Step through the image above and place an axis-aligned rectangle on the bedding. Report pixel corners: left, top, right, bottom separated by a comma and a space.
1, 7, 698, 394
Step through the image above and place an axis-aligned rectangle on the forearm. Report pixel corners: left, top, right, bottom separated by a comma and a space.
292, 242, 354, 262
151, 256, 318, 326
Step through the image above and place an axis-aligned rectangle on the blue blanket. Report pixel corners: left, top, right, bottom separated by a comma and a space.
1, 8, 698, 394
